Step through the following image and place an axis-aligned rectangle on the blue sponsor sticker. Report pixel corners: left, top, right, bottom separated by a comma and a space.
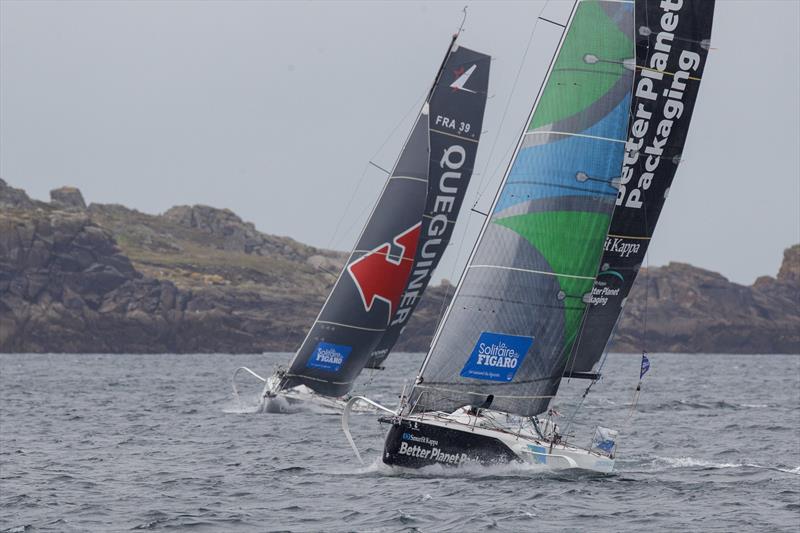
527, 444, 547, 464
459, 331, 533, 382
306, 342, 352, 372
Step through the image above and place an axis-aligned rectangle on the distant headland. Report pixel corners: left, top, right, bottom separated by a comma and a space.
1, 179, 797, 354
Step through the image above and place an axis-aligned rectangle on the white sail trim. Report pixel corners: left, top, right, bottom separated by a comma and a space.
524, 130, 626, 144
469, 264, 596, 280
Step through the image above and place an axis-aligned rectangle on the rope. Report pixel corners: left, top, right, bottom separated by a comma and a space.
326, 88, 428, 251
472, 1, 552, 207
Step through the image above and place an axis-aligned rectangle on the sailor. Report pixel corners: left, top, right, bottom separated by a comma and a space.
467, 394, 494, 416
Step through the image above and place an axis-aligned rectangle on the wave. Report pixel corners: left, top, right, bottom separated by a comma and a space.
649, 456, 800, 474
331, 456, 608, 480
639, 399, 773, 412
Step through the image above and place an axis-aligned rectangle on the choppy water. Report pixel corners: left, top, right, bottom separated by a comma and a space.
1, 352, 798, 532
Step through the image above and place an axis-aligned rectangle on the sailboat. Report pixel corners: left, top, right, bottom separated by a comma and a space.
342, 0, 715, 471
232, 35, 491, 413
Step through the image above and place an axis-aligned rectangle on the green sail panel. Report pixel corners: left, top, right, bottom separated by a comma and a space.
413, 0, 634, 417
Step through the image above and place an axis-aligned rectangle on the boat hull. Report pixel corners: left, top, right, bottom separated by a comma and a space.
383, 418, 519, 468
382, 415, 615, 473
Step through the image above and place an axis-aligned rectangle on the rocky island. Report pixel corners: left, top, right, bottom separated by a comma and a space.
1, 179, 797, 354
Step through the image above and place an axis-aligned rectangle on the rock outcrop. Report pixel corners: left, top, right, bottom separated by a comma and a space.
610, 254, 800, 353
1, 180, 797, 354
49, 186, 86, 210
0, 179, 38, 210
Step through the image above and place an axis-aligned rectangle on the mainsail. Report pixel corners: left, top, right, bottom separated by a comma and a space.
281, 41, 491, 397
567, 0, 716, 374
411, 0, 635, 417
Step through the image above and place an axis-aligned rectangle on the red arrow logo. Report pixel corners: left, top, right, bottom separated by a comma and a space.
347, 223, 421, 324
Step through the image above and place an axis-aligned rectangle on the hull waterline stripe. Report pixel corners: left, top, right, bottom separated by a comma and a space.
469, 264, 596, 280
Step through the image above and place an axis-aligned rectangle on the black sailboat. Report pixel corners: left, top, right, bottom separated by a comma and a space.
233, 35, 491, 412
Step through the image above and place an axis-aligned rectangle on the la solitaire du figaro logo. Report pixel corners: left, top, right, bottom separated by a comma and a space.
460, 332, 534, 382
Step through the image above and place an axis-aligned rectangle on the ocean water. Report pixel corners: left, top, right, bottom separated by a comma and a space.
1, 352, 798, 532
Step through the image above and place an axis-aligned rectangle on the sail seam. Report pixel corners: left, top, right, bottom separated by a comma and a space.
606, 233, 652, 240
430, 129, 480, 143
469, 264, 596, 280
316, 320, 386, 333
350, 250, 416, 262
524, 130, 626, 144
389, 176, 428, 183
283, 373, 353, 386
422, 214, 455, 223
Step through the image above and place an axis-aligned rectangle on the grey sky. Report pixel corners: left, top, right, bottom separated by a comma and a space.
2, 0, 798, 286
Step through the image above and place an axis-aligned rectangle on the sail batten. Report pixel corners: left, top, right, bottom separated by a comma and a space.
411, 0, 635, 418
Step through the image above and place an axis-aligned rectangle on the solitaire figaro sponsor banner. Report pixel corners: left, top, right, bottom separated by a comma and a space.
306, 342, 351, 373
460, 332, 534, 382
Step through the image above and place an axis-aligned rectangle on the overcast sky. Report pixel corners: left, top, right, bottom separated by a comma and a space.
2, 0, 798, 286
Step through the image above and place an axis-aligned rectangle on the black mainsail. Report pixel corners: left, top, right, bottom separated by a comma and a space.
567, 0, 716, 374
281, 41, 491, 397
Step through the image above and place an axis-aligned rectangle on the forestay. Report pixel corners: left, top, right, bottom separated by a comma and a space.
282, 42, 491, 397
412, 0, 635, 417
567, 0, 716, 374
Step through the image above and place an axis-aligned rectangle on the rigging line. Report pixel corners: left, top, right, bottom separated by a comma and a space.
562, 316, 621, 436
434, 192, 480, 337
538, 16, 565, 28
327, 87, 428, 251
369, 161, 391, 175
472, 0, 553, 208
456, 5, 468, 36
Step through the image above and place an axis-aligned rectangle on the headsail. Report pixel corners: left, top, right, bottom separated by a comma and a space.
411, 0, 634, 418
567, 0, 716, 374
282, 42, 491, 397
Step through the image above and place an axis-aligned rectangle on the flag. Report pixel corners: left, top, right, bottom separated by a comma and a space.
640, 353, 650, 379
